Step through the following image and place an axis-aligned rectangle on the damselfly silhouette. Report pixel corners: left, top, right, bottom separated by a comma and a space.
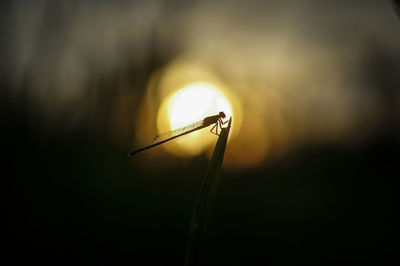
129, 111, 229, 156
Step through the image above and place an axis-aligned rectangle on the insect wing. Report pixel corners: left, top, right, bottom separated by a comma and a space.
152, 119, 205, 143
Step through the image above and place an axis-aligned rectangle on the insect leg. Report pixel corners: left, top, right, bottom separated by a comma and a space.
210, 123, 219, 136
215, 121, 220, 136
220, 117, 229, 125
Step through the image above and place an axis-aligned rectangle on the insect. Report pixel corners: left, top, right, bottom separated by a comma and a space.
129, 111, 228, 156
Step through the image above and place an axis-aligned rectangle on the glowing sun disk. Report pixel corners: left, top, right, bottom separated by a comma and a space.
169, 85, 231, 128
157, 83, 234, 156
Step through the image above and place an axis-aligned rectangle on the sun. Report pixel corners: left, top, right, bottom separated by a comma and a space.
157, 83, 234, 156
169, 84, 232, 129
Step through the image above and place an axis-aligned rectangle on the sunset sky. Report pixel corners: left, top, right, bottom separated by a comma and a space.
3, 1, 400, 265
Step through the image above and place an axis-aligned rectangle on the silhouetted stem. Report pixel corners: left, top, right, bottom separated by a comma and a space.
185, 117, 232, 266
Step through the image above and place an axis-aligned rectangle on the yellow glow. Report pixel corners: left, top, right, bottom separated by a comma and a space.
157, 83, 235, 157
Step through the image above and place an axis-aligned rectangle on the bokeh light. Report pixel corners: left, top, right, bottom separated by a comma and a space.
5, 1, 399, 170
4, 2, 400, 265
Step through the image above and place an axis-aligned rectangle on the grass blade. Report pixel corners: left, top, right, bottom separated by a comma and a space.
184, 117, 232, 266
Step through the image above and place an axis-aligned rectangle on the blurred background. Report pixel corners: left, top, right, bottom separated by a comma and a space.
3, 0, 400, 265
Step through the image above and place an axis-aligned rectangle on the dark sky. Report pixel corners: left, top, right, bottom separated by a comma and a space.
3, 1, 400, 265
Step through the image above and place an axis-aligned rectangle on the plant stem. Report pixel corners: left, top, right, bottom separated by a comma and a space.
184, 117, 232, 266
